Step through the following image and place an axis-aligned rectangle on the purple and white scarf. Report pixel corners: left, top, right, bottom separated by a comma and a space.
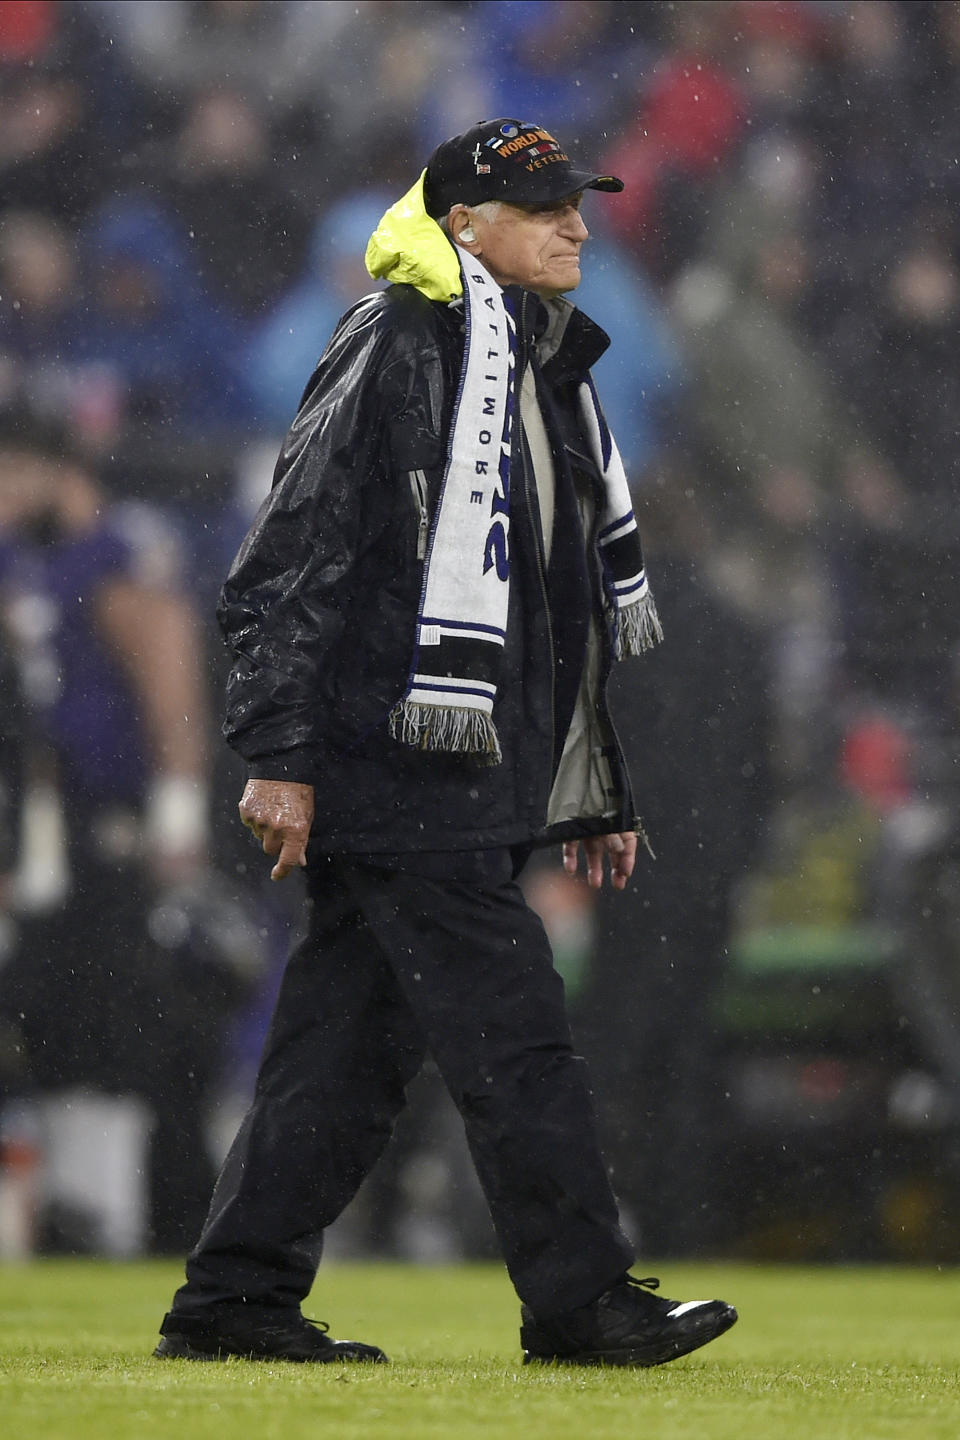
390, 248, 661, 762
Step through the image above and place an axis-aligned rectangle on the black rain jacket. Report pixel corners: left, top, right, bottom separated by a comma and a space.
218, 282, 635, 853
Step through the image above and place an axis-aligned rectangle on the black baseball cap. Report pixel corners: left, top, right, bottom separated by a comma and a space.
423, 118, 624, 219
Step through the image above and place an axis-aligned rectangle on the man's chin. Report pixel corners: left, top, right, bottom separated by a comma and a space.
541, 265, 581, 297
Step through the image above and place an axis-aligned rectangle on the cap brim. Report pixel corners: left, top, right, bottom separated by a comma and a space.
576, 170, 625, 194
518, 167, 624, 205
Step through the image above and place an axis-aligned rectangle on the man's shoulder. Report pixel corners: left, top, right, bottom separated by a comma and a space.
335, 285, 452, 352
288, 285, 455, 435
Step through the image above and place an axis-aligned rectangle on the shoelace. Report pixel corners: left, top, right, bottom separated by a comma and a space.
302, 1316, 331, 1334
623, 1275, 660, 1293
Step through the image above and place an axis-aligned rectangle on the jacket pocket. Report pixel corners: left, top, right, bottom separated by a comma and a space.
387, 414, 442, 563
407, 469, 429, 559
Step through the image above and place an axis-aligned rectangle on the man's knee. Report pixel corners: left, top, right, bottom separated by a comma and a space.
451, 1041, 585, 1116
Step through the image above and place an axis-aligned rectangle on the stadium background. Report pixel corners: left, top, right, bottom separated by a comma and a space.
1, 0, 959, 1266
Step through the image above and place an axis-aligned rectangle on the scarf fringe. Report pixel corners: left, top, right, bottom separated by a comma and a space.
617, 590, 664, 658
389, 700, 503, 764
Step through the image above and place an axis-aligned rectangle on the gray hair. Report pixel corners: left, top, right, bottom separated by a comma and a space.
438, 199, 503, 235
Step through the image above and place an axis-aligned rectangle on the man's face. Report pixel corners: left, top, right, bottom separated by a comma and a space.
457, 194, 589, 298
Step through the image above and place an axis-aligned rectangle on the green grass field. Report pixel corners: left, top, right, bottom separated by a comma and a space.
0, 1260, 957, 1439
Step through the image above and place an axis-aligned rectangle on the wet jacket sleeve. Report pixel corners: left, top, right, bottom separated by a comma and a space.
217, 300, 409, 780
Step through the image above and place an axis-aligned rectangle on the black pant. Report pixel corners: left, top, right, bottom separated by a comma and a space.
171, 849, 634, 1319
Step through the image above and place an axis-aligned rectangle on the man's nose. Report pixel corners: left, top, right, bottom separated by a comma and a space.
561, 208, 589, 241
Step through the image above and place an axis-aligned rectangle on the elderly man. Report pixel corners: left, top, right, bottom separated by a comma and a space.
155, 120, 737, 1367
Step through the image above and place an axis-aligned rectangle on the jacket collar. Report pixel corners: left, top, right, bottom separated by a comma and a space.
526, 292, 610, 385
503, 289, 607, 383
434, 283, 610, 386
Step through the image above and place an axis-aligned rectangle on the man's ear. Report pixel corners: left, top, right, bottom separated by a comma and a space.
449, 206, 480, 252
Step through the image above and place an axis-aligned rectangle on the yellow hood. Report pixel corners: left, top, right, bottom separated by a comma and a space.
365, 170, 463, 303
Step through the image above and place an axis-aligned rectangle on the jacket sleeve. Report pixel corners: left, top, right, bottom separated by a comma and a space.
218, 295, 420, 776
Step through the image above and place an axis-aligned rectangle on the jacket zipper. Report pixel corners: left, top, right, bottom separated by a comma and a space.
407, 469, 429, 559
633, 813, 656, 860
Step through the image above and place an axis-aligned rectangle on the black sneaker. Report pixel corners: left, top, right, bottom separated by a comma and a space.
153, 1310, 388, 1364
521, 1274, 737, 1367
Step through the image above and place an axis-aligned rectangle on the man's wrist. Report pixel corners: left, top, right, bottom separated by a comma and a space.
246, 750, 317, 785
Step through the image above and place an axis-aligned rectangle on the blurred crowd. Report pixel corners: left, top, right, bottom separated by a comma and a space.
1, 0, 959, 1261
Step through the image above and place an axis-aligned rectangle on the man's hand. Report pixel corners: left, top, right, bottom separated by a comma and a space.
239, 779, 315, 881
562, 832, 637, 891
